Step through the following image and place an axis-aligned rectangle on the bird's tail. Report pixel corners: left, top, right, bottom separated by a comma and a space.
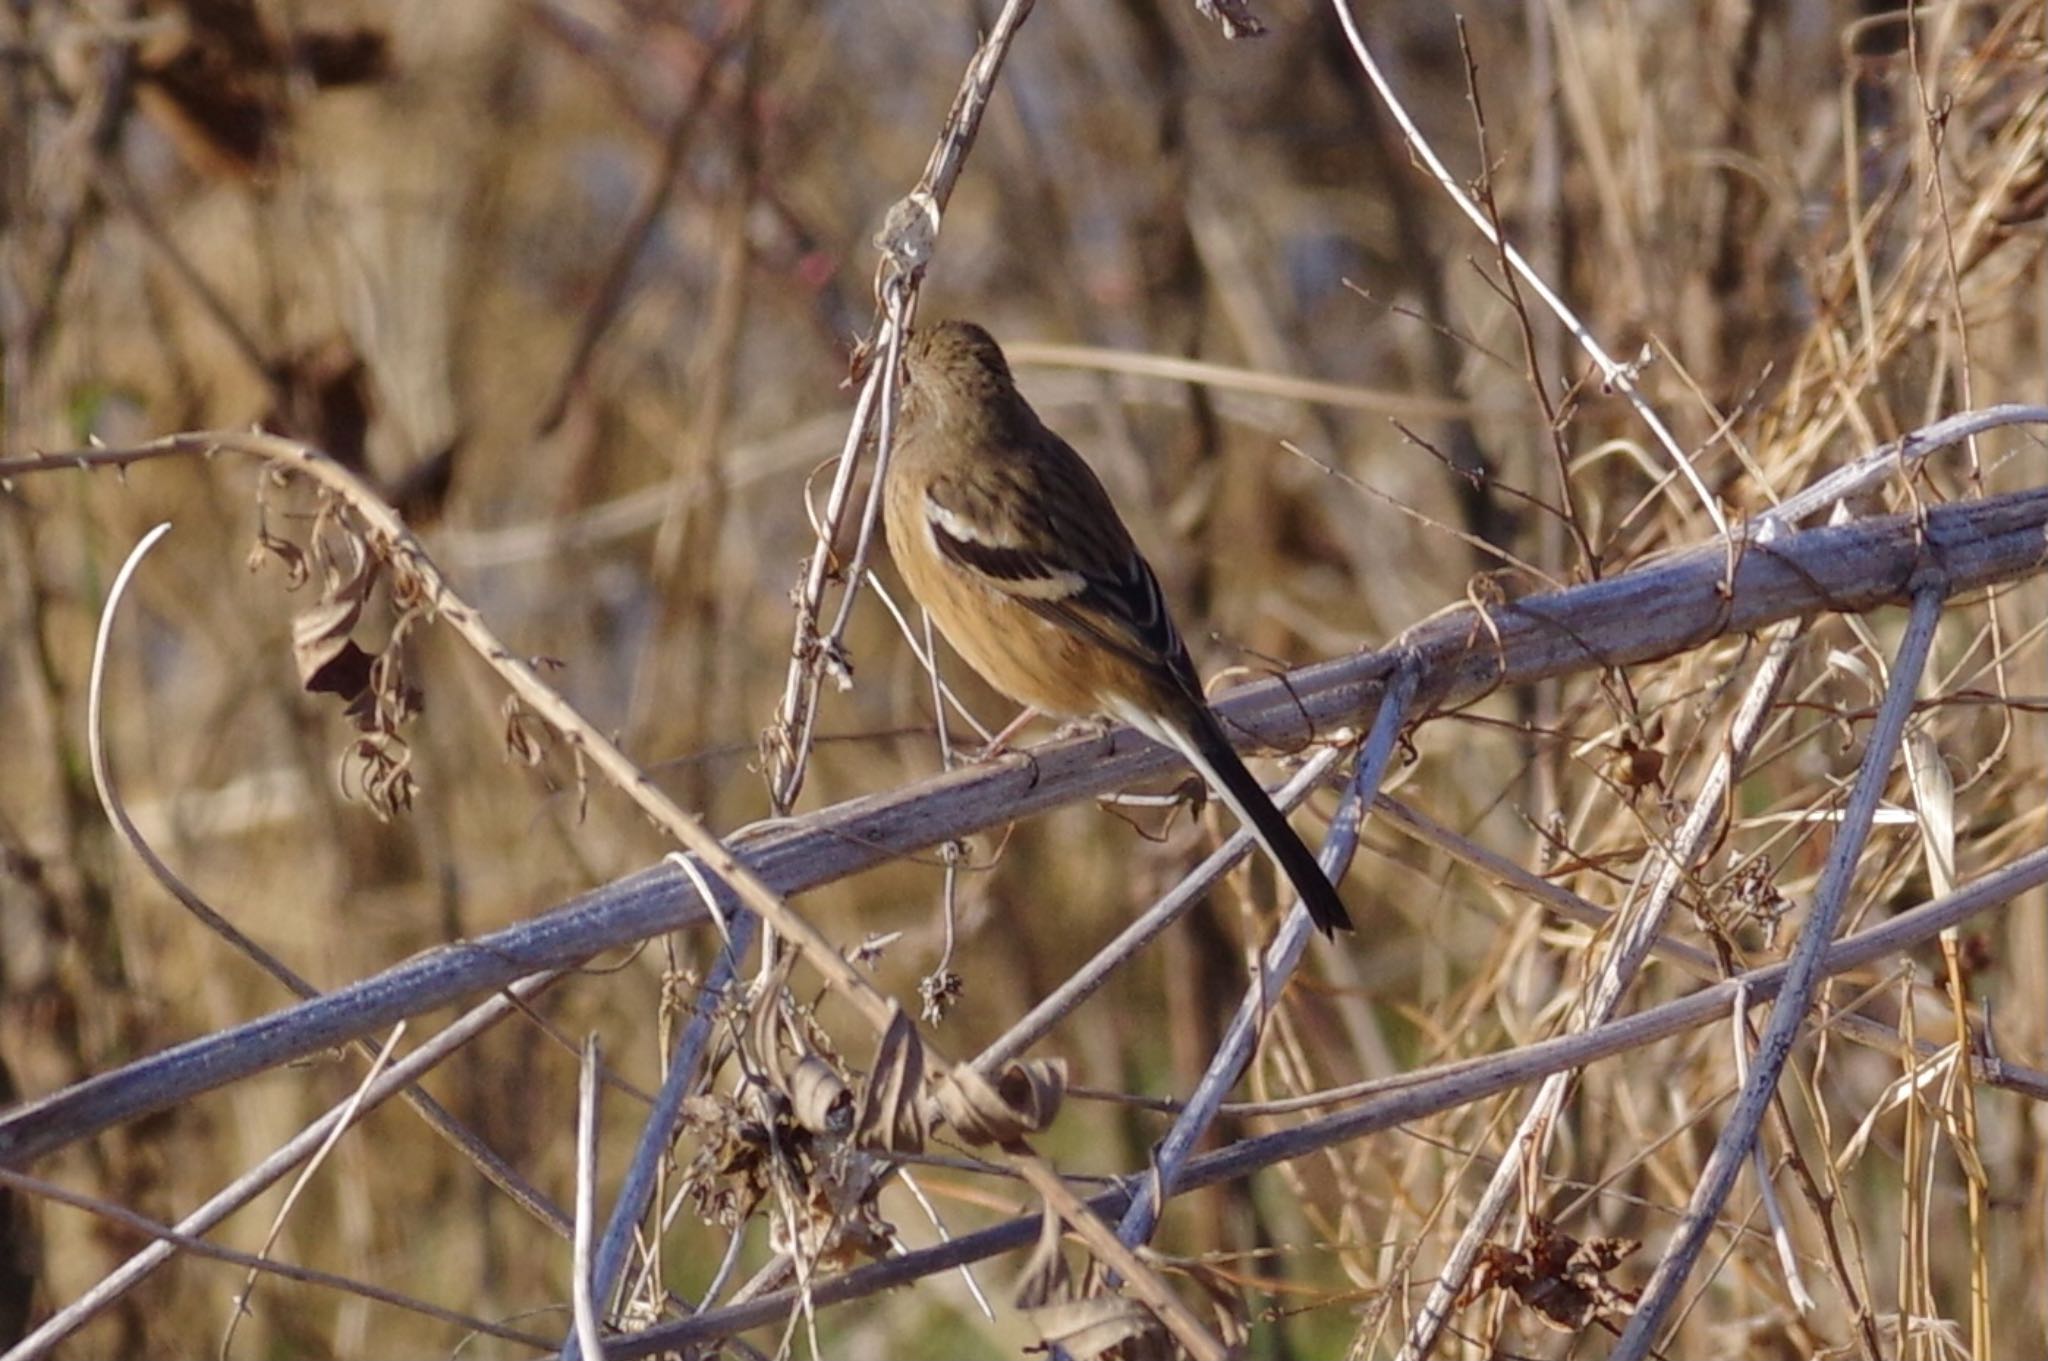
1125, 698, 1353, 937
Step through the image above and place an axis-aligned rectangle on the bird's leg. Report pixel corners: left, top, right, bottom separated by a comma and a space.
962, 706, 1046, 789
971, 706, 1043, 762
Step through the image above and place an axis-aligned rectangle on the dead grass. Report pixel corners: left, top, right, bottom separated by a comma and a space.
0, 0, 2045, 1357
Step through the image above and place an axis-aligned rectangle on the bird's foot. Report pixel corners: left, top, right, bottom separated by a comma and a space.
1051, 715, 1115, 749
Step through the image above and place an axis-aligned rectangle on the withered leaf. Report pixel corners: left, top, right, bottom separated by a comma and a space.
502, 695, 549, 767
1014, 1205, 1072, 1310
343, 733, 416, 819
300, 635, 377, 704
1461, 1218, 1639, 1333
934, 1057, 1068, 1147
767, 1154, 895, 1271
853, 1007, 928, 1153
1021, 1295, 1161, 1360
1015, 1212, 1161, 1361
292, 541, 395, 722
678, 1092, 772, 1230
292, 592, 363, 661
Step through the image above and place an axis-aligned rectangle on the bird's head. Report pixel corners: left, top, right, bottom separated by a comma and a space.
898, 320, 1025, 431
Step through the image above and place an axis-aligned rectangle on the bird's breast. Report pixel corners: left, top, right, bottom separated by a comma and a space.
885, 467, 1122, 719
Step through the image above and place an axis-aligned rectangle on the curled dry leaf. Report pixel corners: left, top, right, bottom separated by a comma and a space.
247, 521, 309, 588
257, 493, 428, 816
748, 956, 845, 1101
854, 1007, 929, 1154
292, 578, 372, 696
297, 631, 378, 708
344, 732, 416, 819
286, 522, 380, 709
360, 644, 424, 740
749, 957, 802, 1088
677, 988, 894, 1274
501, 694, 550, 767
789, 1054, 854, 1137
933, 1057, 1068, 1147
679, 1023, 896, 1272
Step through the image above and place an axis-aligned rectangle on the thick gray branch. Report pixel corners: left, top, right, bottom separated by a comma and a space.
3, 486, 2045, 1167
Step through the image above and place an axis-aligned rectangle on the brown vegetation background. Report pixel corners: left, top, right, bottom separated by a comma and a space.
1, 0, 2045, 1356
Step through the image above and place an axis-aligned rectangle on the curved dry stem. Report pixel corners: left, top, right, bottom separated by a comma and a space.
83, 520, 570, 1236
1329, 0, 1728, 537
88, 523, 305, 991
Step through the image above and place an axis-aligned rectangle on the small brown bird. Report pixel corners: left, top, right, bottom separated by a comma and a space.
884, 320, 1352, 936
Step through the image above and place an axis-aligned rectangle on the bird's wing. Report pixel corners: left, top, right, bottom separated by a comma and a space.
919, 444, 1200, 695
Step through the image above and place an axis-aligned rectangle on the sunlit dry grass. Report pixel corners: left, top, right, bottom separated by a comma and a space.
1, 0, 2045, 1357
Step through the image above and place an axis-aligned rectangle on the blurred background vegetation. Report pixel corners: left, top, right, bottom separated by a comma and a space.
1, 0, 2045, 1355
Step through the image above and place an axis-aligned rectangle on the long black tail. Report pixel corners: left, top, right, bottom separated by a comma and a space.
1156, 702, 1353, 936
